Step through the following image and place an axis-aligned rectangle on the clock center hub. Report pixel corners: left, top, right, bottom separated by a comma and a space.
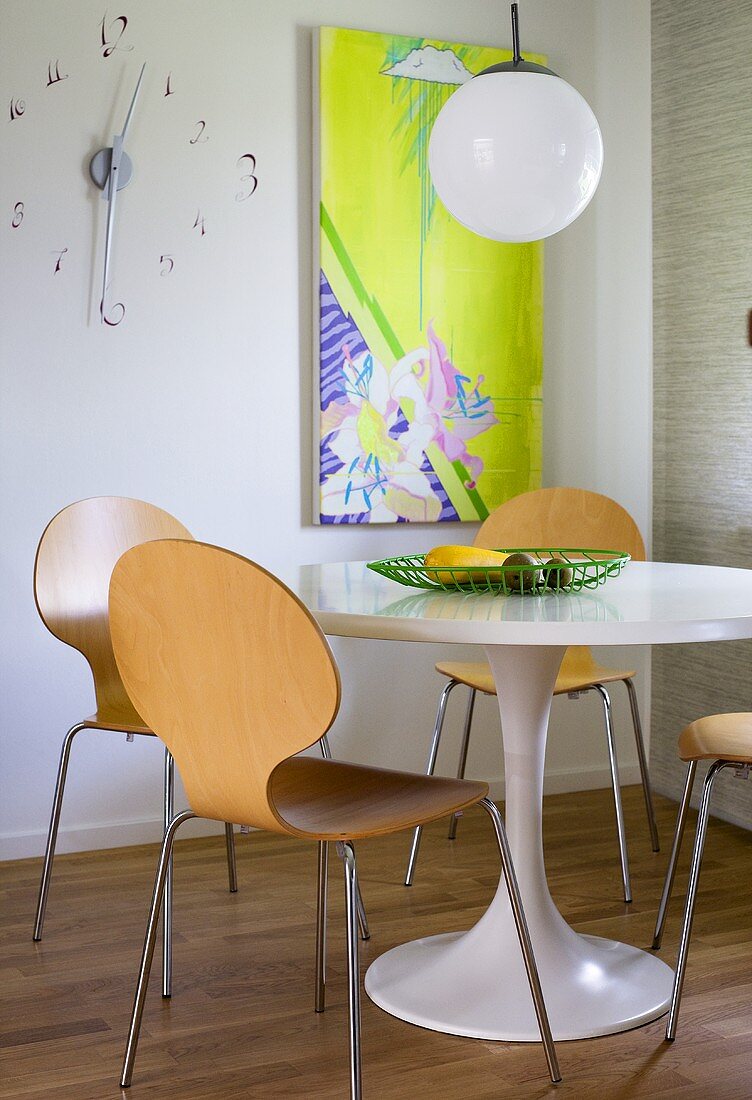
89, 148, 134, 192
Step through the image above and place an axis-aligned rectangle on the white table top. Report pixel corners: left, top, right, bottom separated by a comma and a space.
295, 559, 752, 646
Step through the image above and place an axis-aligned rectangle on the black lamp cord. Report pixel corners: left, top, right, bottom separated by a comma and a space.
511, 3, 524, 65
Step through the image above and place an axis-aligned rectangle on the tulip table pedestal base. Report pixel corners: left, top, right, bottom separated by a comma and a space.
365, 645, 674, 1041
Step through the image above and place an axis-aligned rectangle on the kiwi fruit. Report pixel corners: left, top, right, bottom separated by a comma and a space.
543, 554, 574, 590
502, 551, 539, 592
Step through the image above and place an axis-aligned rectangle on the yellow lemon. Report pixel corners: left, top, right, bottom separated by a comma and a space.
424, 545, 511, 585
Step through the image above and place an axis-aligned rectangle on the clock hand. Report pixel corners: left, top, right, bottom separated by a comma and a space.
119, 62, 146, 146
100, 63, 144, 323
101, 134, 122, 321
103, 62, 144, 201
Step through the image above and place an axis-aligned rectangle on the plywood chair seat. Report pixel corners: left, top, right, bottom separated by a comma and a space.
405, 486, 659, 904
270, 757, 488, 840
110, 539, 559, 1095
678, 713, 752, 763
435, 647, 637, 700
80, 705, 149, 732
652, 711, 752, 1043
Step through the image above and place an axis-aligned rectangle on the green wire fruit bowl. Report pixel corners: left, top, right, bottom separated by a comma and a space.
367, 548, 630, 596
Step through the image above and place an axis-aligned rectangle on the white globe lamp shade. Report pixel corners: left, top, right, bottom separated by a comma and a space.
428, 67, 604, 243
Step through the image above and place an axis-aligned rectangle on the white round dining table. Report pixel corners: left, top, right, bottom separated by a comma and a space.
294, 559, 752, 1042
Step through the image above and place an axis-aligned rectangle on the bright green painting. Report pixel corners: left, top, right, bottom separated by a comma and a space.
316, 26, 544, 525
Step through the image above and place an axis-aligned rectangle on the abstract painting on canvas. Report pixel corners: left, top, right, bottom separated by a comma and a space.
315, 26, 544, 524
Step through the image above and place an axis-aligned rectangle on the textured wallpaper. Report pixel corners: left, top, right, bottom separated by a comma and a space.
652, 0, 752, 823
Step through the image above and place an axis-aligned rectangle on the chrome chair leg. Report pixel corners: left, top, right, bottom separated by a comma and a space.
405, 678, 460, 885
334, 840, 369, 940
652, 761, 697, 950
317, 839, 363, 1012
354, 872, 369, 941
33, 722, 86, 941
666, 760, 730, 1041
321, 734, 369, 940
447, 688, 477, 840
121, 809, 196, 1088
162, 749, 174, 998
479, 797, 561, 1084
594, 684, 631, 903
341, 841, 362, 1100
224, 822, 238, 893
315, 840, 328, 1012
624, 677, 660, 852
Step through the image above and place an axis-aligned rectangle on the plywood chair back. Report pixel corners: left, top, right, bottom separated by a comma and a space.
475, 487, 645, 669
34, 496, 193, 723
474, 487, 645, 562
109, 539, 342, 833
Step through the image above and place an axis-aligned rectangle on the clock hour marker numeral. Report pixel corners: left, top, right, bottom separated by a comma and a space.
193, 211, 206, 236
52, 248, 68, 274
190, 120, 208, 144
100, 14, 133, 58
164, 73, 174, 97
235, 153, 258, 202
100, 297, 125, 326
9, 98, 26, 121
11, 202, 24, 228
160, 254, 175, 275
47, 60, 69, 87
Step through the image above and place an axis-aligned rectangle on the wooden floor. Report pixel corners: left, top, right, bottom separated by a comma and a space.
3, 786, 752, 1099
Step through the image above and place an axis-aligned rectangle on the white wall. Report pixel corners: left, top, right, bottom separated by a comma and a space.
0, 0, 652, 859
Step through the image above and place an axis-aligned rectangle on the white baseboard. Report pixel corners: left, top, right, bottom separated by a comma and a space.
652, 781, 752, 834
1, 763, 642, 862
0, 815, 228, 862
489, 761, 642, 801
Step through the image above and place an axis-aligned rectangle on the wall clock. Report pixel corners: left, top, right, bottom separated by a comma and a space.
4, 8, 260, 329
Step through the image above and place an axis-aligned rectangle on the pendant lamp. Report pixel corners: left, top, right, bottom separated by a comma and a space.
428, 3, 603, 242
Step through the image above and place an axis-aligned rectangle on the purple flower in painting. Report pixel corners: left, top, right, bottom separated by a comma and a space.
410, 324, 498, 489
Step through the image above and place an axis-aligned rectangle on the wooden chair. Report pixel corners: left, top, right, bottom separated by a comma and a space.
32, 497, 238, 999
651, 714, 752, 1040
109, 539, 560, 1096
404, 487, 659, 903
